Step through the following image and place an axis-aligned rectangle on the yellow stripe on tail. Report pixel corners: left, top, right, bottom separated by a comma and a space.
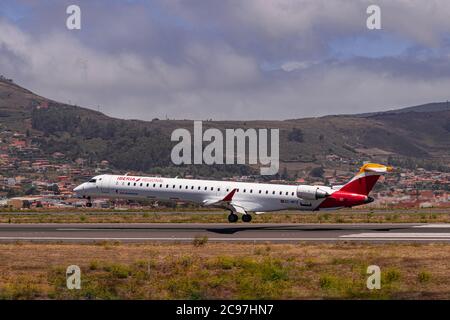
358, 163, 393, 174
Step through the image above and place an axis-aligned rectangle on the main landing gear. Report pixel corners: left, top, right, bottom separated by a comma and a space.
227, 212, 252, 223
228, 212, 238, 223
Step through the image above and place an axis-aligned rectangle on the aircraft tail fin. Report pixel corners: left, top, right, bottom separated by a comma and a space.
339, 163, 393, 195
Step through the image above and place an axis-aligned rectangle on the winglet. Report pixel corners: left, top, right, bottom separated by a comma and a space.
358, 163, 393, 174
222, 188, 237, 202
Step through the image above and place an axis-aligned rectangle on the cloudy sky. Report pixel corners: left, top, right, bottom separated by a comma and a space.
0, 0, 450, 120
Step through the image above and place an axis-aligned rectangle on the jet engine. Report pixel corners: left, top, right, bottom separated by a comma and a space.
297, 185, 330, 200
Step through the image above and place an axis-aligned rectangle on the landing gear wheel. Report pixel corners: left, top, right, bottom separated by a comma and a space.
86, 197, 92, 208
242, 214, 252, 223
228, 213, 238, 223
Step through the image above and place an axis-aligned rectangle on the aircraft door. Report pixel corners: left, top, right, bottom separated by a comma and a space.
99, 176, 110, 194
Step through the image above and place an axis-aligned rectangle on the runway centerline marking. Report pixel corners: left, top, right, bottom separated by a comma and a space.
0, 236, 449, 242
413, 224, 450, 228
340, 232, 450, 238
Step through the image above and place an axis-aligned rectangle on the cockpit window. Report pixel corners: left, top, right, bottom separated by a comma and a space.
88, 179, 97, 183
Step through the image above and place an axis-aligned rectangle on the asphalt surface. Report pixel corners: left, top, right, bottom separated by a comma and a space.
0, 223, 449, 243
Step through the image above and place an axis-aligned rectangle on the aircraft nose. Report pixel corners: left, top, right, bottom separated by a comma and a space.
74, 184, 84, 193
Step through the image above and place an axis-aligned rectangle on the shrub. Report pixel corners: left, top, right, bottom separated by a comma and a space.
193, 235, 208, 246
384, 269, 401, 284
89, 260, 100, 270
418, 271, 431, 283
103, 263, 131, 279
319, 275, 337, 289
216, 256, 235, 270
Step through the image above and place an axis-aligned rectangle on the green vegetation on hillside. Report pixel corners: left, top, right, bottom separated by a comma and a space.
1, 78, 449, 177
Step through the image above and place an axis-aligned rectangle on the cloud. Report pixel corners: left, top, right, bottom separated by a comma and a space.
0, 1, 450, 121
280, 61, 314, 72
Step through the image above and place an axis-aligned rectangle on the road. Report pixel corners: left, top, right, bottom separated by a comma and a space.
0, 223, 450, 243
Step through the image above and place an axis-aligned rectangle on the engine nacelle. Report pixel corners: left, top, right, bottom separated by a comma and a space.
297, 185, 330, 200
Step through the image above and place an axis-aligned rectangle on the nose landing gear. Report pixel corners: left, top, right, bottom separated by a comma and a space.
86, 197, 92, 208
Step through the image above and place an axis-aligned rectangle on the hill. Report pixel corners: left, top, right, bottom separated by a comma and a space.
355, 101, 450, 117
0, 77, 449, 178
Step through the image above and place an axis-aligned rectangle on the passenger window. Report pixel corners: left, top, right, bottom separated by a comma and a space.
250, 190, 253, 193
218, 188, 220, 192
185, 186, 188, 189
153, 184, 156, 187
160, 184, 163, 188
211, 187, 214, 191
191, 186, 194, 190
265, 190, 268, 194
272, 191, 275, 195
140, 183, 143, 187
173, 185, 176, 188
291, 192, 294, 196
198, 186, 201, 190
243, 189, 246, 193
179, 185, 182, 189
285, 192, 288, 195
226, 188, 229, 192
128, 182, 130, 186
146, 183, 149, 187
134, 183, 136, 186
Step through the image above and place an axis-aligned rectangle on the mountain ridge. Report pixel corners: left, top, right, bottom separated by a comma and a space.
1, 77, 449, 176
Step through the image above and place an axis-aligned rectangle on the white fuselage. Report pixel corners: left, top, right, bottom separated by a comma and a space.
74, 174, 335, 212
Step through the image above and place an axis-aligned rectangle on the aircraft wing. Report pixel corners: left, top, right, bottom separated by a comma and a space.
202, 189, 264, 214
202, 188, 237, 206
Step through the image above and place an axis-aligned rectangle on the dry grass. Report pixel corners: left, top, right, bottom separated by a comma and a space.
0, 242, 448, 299
0, 208, 449, 224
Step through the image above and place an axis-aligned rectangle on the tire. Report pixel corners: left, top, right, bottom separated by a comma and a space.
228, 213, 238, 223
86, 202, 92, 208
242, 214, 252, 223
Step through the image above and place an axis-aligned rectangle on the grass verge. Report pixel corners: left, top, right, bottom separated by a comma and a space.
0, 242, 448, 299
0, 208, 449, 224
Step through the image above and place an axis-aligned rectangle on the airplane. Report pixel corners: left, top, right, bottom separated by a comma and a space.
73, 163, 392, 223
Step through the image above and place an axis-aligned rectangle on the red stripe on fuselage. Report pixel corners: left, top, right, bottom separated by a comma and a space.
318, 191, 368, 209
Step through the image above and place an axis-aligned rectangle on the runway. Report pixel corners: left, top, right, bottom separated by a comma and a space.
0, 223, 450, 243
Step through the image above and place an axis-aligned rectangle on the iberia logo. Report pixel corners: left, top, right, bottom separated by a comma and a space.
117, 176, 139, 181
117, 176, 163, 183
